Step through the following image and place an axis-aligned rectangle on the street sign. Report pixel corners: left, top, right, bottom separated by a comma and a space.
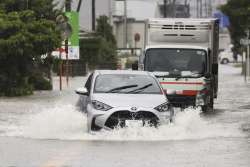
213, 11, 230, 28
134, 33, 140, 42
240, 39, 250, 46
65, 12, 80, 60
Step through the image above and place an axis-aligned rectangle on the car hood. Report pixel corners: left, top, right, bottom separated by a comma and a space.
92, 93, 167, 108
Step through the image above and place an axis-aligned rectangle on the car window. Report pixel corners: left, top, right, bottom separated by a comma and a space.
94, 74, 162, 94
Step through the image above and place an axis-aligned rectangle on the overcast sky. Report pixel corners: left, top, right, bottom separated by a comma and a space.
115, 0, 228, 19
115, 1, 158, 19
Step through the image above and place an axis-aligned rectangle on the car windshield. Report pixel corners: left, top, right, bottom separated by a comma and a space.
94, 74, 162, 94
144, 48, 207, 77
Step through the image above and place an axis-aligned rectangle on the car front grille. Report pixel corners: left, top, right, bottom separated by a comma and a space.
104, 110, 159, 129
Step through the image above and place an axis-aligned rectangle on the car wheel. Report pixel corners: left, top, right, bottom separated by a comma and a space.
142, 118, 159, 127
221, 58, 229, 64
91, 117, 102, 131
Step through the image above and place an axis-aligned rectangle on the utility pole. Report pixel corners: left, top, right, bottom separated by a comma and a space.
200, 0, 203, 18
163, 0, 167, 18
196, 0, 199, 18
208, 0, 212, 17
246, 30, 250, 83
172, 0, 176, 18
196, 0, 203, 18
65, 0, 71, 87
77, 0, 83, 12
108, 0, 113, 25
92, 0, 96, 31
204, 0, 207, 17
124, 0, 128, 48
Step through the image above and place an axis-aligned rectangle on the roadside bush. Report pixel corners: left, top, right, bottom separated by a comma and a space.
29, 75, 52, 90
0, 1, 62, 97
4, 82, 33, 97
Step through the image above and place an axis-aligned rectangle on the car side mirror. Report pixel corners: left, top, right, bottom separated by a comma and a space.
204, 73, 211, 78
75, 87, 89, 96
212, 64, 218, 75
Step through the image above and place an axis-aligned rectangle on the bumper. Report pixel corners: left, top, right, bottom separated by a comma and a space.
167, 94, 210, 108
87, 105, 172, 131
167, 94, 196, 107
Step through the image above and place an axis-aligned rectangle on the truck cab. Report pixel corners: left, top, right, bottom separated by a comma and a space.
141, 18, 219, 112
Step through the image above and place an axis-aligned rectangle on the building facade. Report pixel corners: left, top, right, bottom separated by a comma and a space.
113, 18, 145, 50
57, 0, 115, 31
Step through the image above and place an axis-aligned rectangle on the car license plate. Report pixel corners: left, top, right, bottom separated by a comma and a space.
125, 120, 143, 127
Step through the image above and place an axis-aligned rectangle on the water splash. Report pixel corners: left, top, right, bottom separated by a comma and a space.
2, 104, 245, 141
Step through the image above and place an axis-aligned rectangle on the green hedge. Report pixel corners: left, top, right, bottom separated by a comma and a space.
3, 83, 33, 97
29, 75, 52, 90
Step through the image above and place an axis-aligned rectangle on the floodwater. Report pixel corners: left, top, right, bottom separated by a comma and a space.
0, 65, 250, 167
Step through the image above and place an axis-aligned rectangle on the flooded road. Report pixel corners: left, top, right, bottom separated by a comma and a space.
0, 65, 250, 167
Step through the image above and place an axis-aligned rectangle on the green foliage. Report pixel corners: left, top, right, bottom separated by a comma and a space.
220, 0, 250, 53
96, 15, 116, 45
80, 15, 117, 70
0, 1, 62, 96
29, 75, 52, 90
0, 0, 59, 20
3, 82, 33, 97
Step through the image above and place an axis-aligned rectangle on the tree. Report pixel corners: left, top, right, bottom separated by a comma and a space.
220, 0, 250, 53
0, 1, 62, 96
80, 15, 117, 70
96, 15, 116, 45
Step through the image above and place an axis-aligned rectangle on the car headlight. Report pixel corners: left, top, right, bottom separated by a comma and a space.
91, 100, 113, 111
195, 89, 208, 106
154, 102, 170, 112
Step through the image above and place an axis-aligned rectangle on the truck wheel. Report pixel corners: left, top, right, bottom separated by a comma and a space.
201, 105, 209, 112
202, 104, 214, 113
209, 98, 214, 112
221, 58, 229, 64
202, 92, 214, 113
209, 90, 214, 112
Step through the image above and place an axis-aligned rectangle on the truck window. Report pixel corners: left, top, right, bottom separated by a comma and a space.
144, 48, 207, 77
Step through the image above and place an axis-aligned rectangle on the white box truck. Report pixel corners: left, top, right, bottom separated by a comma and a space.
140, 18, 219, 112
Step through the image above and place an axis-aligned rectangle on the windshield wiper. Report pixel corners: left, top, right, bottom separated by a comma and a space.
126, 83, 153, 94
155, 75, 169, 78
106, 84, 138, 93
175, 75, 183, 81
175, 72, 202, 80
189, 71, 203, 77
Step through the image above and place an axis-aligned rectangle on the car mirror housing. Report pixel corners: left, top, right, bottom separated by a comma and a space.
75, 87, 89, 96
204, 73, 211, 78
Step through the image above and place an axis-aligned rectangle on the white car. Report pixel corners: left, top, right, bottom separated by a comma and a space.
219, 50, 234, 64
76, 70, 174, 132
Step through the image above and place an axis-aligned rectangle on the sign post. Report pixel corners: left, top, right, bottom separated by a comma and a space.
240, 31, 250, 83
58, 47, 65, 91
54, 10, 79, 90
64, 12, 80, 87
